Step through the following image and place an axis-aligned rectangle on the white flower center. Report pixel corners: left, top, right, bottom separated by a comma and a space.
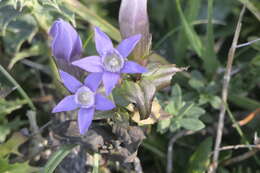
75, 86, 95, 108
103, 52, 124, 72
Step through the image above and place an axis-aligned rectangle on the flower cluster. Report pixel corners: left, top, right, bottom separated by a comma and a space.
49, 19, 147, 134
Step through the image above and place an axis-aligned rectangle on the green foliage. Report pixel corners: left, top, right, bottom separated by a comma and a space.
0, 98, 26, 117
187, 137, 212, 173
0, 133, 27, 157
175, 0, 202, 64
0, 158, 37, 173
157, 84, 206, 133
42, 144, 77, 173
0, 0, 260, 172
0, 133, 37, 173
175, 0, 203, 57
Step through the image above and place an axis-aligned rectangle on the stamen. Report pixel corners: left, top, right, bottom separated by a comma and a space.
75, 86, 95, 108
103, 52, 124, 72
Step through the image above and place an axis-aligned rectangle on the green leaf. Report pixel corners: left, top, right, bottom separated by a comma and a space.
178, 102, 194, 118
165, 102, 178, 115
0, 126, 10, 143
171, 84, 183, 109
174, 0, 202, 64
188, 78, 205, 91
229, 94, 260, 110
143, 64, 186, 90
3, 14, 38, 54
42, 144, 77, 173
179, 118, 205, 131
238, 0, 260, 22
0, 98, 27, 117
0, 132, 27, 157
117, 79, 156, 119
8, 43, 45, 69
0, 118, 27, 142
201, 0, 219, 76
251, 54, 260, 66
40, 0, 76, 26
0, 4, 21, 36
169, 120, 181, 133
0, 157, 38, 173
157, 119, 171, 133
209, 96, 222, 109
187, 137, 212, 173
188, 70, 205, 90
62, 0, 121, 41
0, 65, 36, 111
185, 106, 206, 118
175, 0, 203, 57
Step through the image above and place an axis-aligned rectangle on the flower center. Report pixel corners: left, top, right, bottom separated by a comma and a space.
75, 86, 95, 108
103, 52, 124, 72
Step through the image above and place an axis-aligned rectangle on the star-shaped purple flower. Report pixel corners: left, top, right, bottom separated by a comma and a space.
72, 27, 147, 95
52, 70, 115, 134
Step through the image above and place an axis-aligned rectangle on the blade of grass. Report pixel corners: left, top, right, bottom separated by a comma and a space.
42, 144, 77, 173
225, 103, 260, 165
175, 0, 203, 57
0, 65, 36, 111
141, 141, 165, 159
154, 19, 225, 50
83, 32, 94, 48
202, 0, 220, 77
62, 0, 121, 42
228, 94, 260, 110
8, 43, 44, 70
238, 0, 260, 22
175, 0, 202, 65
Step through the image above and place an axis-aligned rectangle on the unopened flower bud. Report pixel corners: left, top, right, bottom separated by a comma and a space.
49, 19, 83, 77
119, 0, 151, 64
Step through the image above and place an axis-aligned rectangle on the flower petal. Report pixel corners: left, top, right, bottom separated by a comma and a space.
49, 20, 73, 61
117, 34, 141, 58
78, 108, 94, 134
94, 27, 113, 56
59, 70, 82, 93
121, 61, 147, 74
62, 21, 83, 61
95, 94, 115, 111
52, 95, 78, 113
72, 56, 103, 73
102, 72, 120, 95
84, 73, 103, 92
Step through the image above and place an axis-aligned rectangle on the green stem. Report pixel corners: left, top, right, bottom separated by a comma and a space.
0, 65, 36, 111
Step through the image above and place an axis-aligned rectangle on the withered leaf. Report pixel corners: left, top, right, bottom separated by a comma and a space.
143, 64, 187, 90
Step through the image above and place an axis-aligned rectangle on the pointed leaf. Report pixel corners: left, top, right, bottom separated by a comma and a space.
187, 137, 212, 173
179, 118, 205, 131
42, 144, 77, 173
143, 64, 187, 90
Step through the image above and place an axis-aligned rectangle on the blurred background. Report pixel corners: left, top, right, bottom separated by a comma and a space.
0, 0, 260, 172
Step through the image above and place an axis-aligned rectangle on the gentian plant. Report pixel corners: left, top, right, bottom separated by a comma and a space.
72, 27, 147, 95
49, 0, 185, 165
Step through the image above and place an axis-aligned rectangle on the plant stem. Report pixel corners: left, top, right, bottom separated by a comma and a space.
209, 6, 246, 173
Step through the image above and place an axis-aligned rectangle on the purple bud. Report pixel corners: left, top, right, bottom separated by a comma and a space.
49, 19, 83, 77
119, 0, 151, 64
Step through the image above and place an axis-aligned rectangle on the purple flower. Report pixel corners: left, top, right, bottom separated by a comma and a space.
49, 19, 82, 62
52, 70, 115, 134
119, 0, 151, 63
72, 27, 147, 95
